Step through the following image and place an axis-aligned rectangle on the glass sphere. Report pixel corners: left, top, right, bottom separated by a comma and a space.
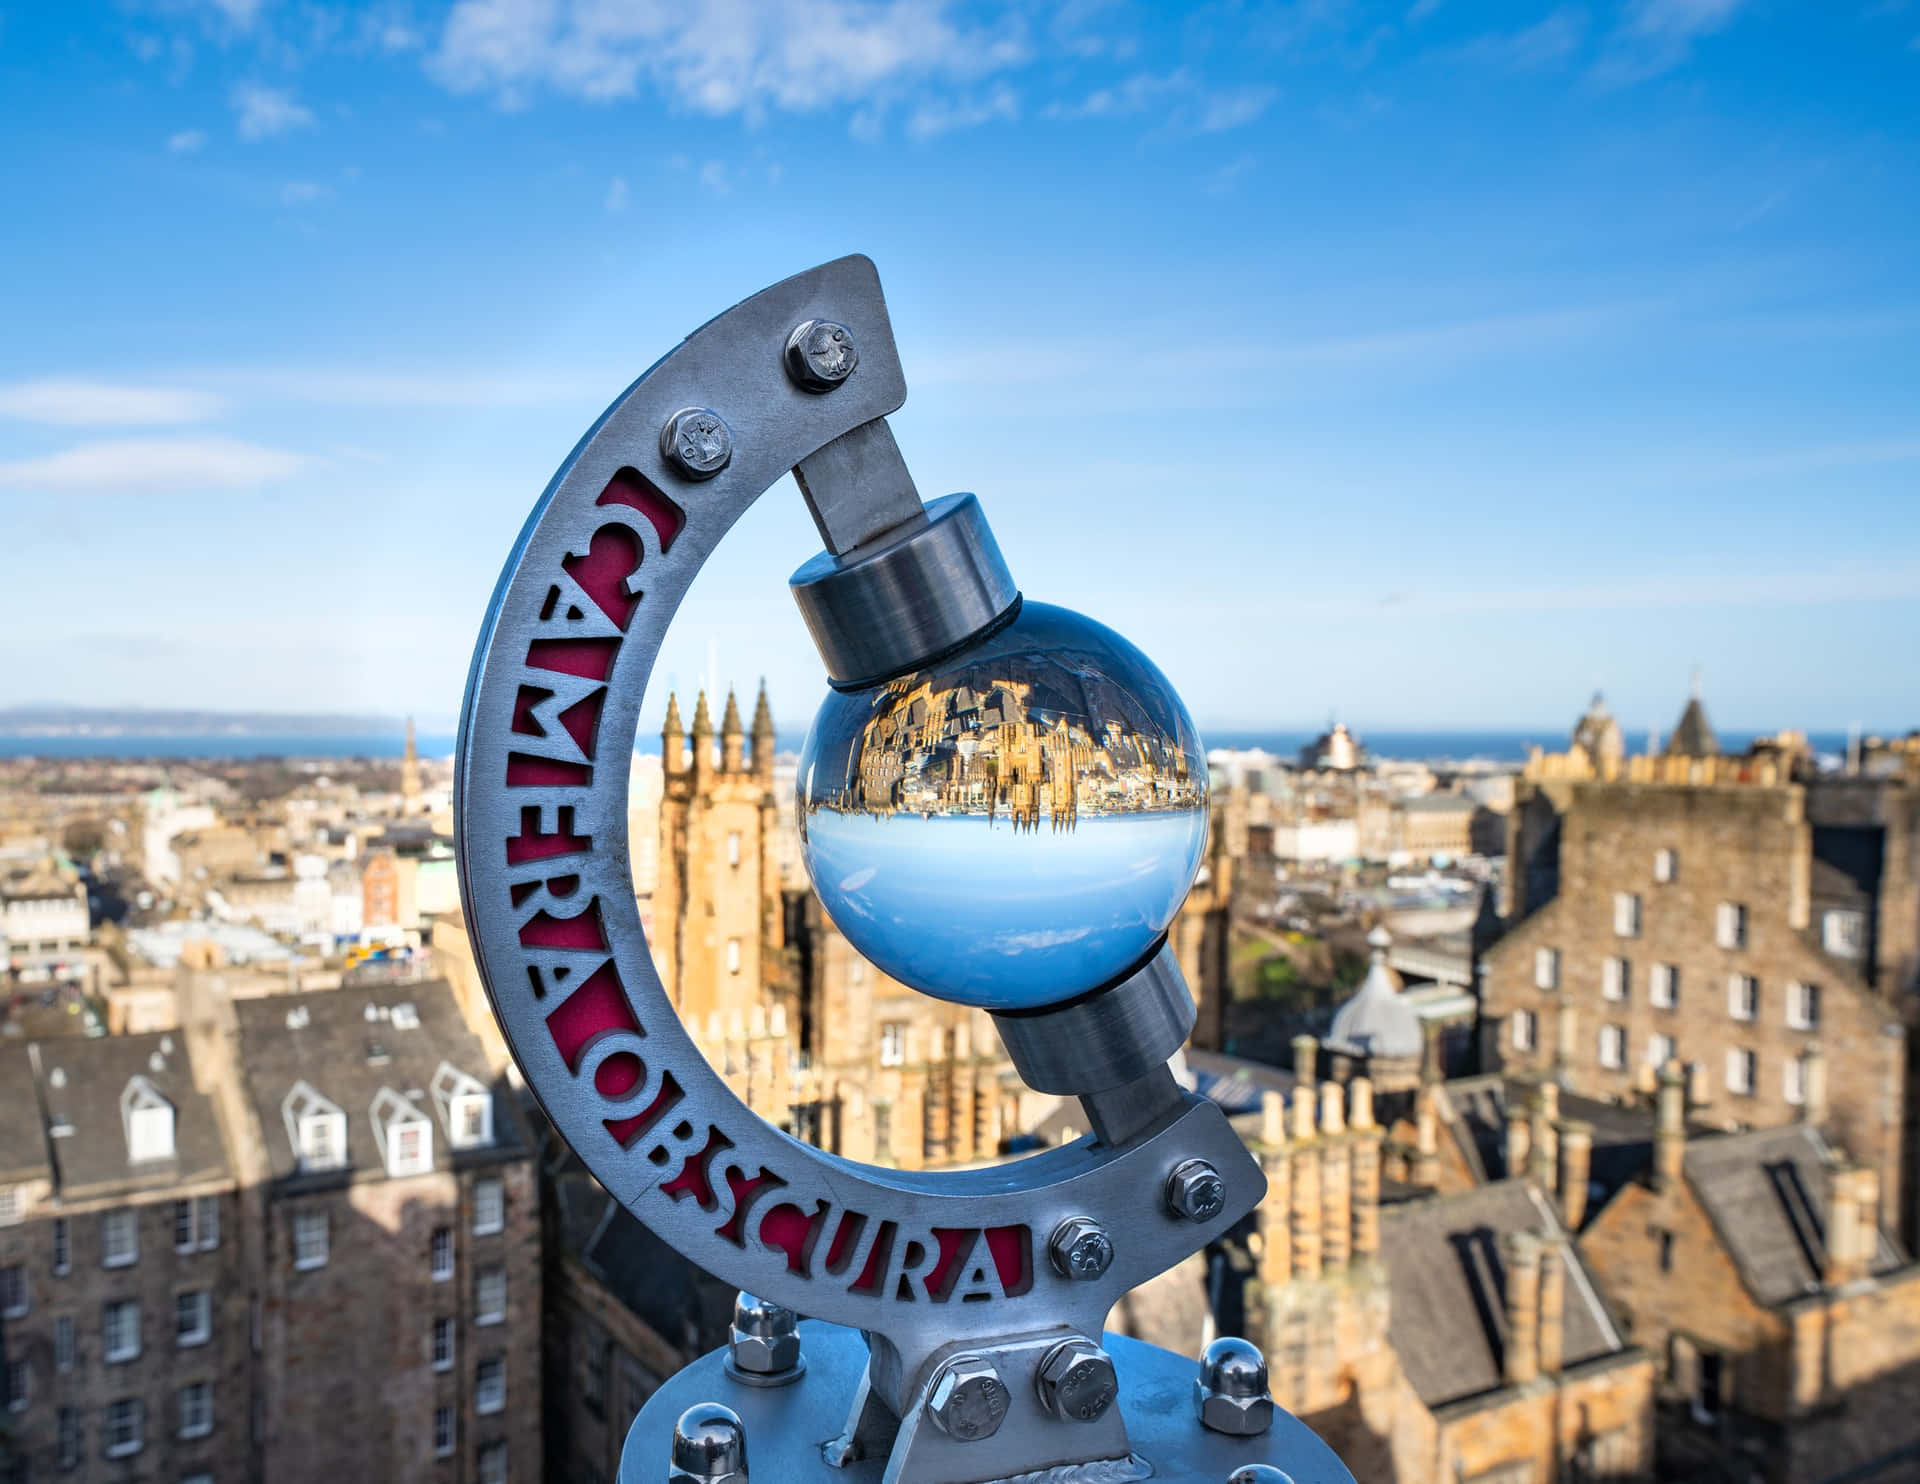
797, 601, 1208, 1013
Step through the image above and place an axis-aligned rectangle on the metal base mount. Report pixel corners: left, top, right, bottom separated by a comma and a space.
622, 1320, 1357, 1484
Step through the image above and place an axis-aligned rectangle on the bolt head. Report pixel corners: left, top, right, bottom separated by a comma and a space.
1195, 1375, 1275, 1438
728, 1323, 802, 1377
926, 1355, 1009, 1441
784, 319, 860, 392
1049, 1216, 1115, 1281
660, 407, 733, 481
669, 1402, 747, 1482
1037, 1338, 1119, 1423
1226, 1468, 1295, 1484
1166, 1158, 1227, 1223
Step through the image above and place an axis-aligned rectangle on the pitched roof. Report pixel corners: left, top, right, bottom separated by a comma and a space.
0, 1045, 50, 1184
1380, 1179, 1625, 1407
231, 978, 523, 1185
1685, 1125, 1907, 1307
1326, 929, 1423, 1062
30, 1032, 229, 1196
1665, 695, 1720, 759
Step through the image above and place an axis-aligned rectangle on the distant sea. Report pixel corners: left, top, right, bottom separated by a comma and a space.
0, 727, 1861, 766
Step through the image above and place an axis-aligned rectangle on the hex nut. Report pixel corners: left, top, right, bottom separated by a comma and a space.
1048, 1216, 1115, 1281
1196, 1382, 1276, 1437
784, 319, 860, 392
1036, 1338, 1119, 1423
926, 1355, 1010, 1442
1166, 1158, 1227, 1223
728, 1325, 802, 1377
669, 1402, 748, 1482
660, 407, 733, 481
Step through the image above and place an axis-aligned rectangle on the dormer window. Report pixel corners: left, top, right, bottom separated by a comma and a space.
121, 1077, 176, 1163
283, 1081, 349, 1173
431, 1062, 494, 1151
371, 1090, 435, 1178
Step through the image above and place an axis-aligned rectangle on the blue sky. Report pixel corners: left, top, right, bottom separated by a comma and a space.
0, 0, 1915, 739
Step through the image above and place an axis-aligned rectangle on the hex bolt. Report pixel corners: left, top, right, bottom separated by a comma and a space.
1195, 1336, 1275, 1437
1166, 1158, 1227, 1223
1035, 1337, 1119, 1423
1225, 1468, 1295, 1484
784, 319, 860, 392
669, 1402, 748, 1482
725, 1291, 804, 1387
660, 407, 733, 481
925, 1354, 1010, 1441
1048, 1216, 1115, 1281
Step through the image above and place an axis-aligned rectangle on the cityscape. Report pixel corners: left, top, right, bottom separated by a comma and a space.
5, 2, 1918, 1482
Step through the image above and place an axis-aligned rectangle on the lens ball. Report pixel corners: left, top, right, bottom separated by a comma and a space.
797, 602, 1208, 1012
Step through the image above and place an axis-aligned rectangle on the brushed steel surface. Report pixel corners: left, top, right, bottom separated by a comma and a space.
992, 943, 1197, 1096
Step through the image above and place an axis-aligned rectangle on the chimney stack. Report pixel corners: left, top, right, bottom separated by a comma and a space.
1502, 1229, 1542, 1387
1506, 1085, 1533, 1180
1350, 1079, 1382, 1260
1528, 1089, 1558, 1194
1825, 1165, 1879, 1288
1654, 1060, 1686, 1191
1537, 1239, 1567, 1376
1292, 1033, 1319, 1088
1801, 1042, 1828, 1125
1320, 1094, 1351, 1275
1290, 1097, 1323, 1281
1558, 1120, 1593, 1231
1412, 1081, 1441, 1187
1257, 1092, 1292, 1286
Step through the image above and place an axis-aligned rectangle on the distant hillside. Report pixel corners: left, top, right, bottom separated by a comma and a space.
0, 706, 409, 737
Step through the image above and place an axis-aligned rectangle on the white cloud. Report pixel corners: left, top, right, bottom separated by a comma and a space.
604, 175, 629, 212
1196, 86, 1275, 132
1596, 0, 1748, 83
427, 0, 1029, 115
698, 159, 730, 194
168, 129, 209, 153
1043, 69, 1188, 120
0, 438, 303, 493
279, 180, 331, 205
1449, 8, 1588, 71
201, 0, 262, 25
232, 83, 316, 139
0, 380, 223, 427
906, 84, 1017, 139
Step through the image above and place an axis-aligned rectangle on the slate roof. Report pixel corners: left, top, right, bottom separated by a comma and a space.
232, 978, 523, 1185
30, 1032, 229, 1196
1665, 695, 1720, 759
0, 1044, 50, 1184
1326, 946, 1423, 1062
1380, 1178, 1625, 1409
1685, 1125, 1908, 1308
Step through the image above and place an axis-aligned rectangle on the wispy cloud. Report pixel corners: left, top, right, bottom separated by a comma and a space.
1447, 8, 1589, 71
0, 438, 303, 493
1044, 70, 1274, 133
168, 128, 209, 153
1196, 85, 1276, 132
604, 176, 629, 213
232, 83, 315, 139
279, 180, 332, 206
907, 84, 1018, 139
428, 0, 1029, 116
1595, 0, 1749, 84
0, 380, 223, 427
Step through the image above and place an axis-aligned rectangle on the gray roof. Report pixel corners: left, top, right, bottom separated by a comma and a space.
30, 1032, 229, 1196
0, 1045, 50, 1183
1685, 1125, 1907, 1308
1665, 695, 1720, 759
1326, 942, 1423, 1062
232, 978, 523, 1185
1442, 1074, 1678, 1217
1380, 1179, 1624, 1407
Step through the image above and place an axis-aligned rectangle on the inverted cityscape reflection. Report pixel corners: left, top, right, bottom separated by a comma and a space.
798, 602, 1209, 1012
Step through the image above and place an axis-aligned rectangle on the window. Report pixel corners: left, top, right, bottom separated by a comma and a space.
293, 1209, 329, 1271
433, 1316, 456, 1371
434, 1405, 455, 1458
1823, 909, 1866, 959
1726, 1048, 1756, 1097
58, 1405, 80, 1468
879, 1022, 906, 1068
106, 1397, 145, 1458
176, 1289, 212, 1347
1655, 848, 1678, 883
1650, 962, 1679, 1010
1613, 892, 1642, 938
479, 1441, 508, 1484
727, 831, 741, 867
1785, 1057, 1806, 1106
873, 1101, 892, 1159
433, 1061, 495, 1150
102, 1207, 138, 1268
473, 1178, 504, 1236
1658, 1229, 1676, 1272
475, 1267, 506, 1326
0, 1264, 25, 1318
1511, 1009, 1538, 1052
55, 1315, 75, 1371
475, 1356, 506, 1415
1648, 1033, 1678, 1070
0, 1186, 18, 1226
122, 1076, 176, 1163
725, 937, 742, 975
1533, 947, 1560, 991
285, 1081, 349, 1172
104, 1299, 141, 1362
1598, 1024, 1627, 1070
53, 1216, 70, 1275
174, 1199, 202, 1253
4, 1357, 26, 1412
431, 1226, 454, 1281
177, 1381, 212, 1439
1716, 902, 1748, 950
1603, 956, 1630, 1002
1788, 981, 1820, 1031
1728, 974, 1759, 1023
373, 1089, 435, 1178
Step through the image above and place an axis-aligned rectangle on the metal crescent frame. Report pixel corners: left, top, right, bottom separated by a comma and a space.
455, 256, 1264, 1401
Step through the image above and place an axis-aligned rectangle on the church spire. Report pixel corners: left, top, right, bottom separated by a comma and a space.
662, 692, 685, 775
720, 687, 745, 773
691, 689, 713, 782
751, 680, 775, 782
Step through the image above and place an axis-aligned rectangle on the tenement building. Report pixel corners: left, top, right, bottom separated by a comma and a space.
1482, 690, 1919, 1236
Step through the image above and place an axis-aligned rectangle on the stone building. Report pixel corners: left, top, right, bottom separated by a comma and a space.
1482, 691, 1918, 1236
0, 1034, 245, 1483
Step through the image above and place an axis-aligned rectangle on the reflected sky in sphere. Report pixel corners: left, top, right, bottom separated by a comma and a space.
798, 602, 1208, 1012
